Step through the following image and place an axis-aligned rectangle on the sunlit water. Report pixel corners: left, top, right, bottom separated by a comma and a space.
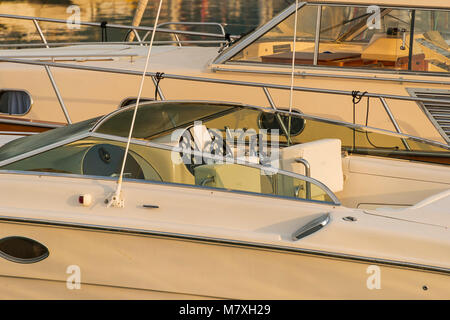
0, 0, 294, 44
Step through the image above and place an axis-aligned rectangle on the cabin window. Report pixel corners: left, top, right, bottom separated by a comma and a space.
0, 236, 49, 264
229, 4, 449, 74
230, 4, 318, 64
316, 6, 413, 70
0, 90, 32, 115
412, 10, 450, 73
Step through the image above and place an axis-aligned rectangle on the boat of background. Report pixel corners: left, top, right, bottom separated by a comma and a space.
0, 0, 448, 146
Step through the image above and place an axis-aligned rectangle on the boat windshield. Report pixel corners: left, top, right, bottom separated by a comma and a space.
0, 101, 448, 166
0, 117, 100, 163
93, 101, 449, 164
219, 3, 450, 74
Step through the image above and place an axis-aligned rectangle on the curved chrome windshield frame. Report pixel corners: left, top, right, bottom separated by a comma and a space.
91, 99, 450, 151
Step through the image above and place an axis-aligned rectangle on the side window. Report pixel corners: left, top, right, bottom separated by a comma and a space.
317, 6, 413, 70
0, 90, 32, 115
230, 4, 319, 65
229, 5, 449, 74
413, 10, 450, 73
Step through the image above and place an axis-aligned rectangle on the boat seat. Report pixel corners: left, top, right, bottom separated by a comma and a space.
189, 122, 212, 154
279, 139, 343, 193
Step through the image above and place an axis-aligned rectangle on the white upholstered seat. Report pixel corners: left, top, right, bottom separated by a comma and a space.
279, 139, 344, 193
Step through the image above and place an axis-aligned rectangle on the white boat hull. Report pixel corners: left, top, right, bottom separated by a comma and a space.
0, 217, 448, 299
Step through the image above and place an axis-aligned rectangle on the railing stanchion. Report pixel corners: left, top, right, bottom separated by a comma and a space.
32, 19, 49, 49
132, 29, 143, 46
379, 97, 411, 150
44, 65, 72, 124
263, 87, 293, 145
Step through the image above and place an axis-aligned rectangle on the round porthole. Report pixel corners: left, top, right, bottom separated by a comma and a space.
0, 236, 49, 264
258, 110, 306, 137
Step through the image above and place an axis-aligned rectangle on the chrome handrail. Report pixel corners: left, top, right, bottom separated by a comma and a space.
0, 13, 237, 46
0, 41, 228, 49
157, 22, 227, 37
154, 22, 227, 47
295, 158, 311, 200
1, 58, 445, 105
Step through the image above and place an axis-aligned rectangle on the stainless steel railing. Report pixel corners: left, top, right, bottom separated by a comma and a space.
0, 13, 238, 48
155, 22, 227, 47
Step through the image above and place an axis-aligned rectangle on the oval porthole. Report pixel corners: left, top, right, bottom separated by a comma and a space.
258, 110, 306, 137
0, 90, 32, 115
0, 236, 49, 264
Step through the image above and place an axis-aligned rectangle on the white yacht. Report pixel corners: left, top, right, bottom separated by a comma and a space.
0, 100, 448, 299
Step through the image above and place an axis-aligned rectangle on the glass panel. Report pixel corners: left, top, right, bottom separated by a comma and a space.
0, 137, 334, 204
317, 6, 413, 70
96, 102, 235, 140
230, 4, 318, 65
227, 5, 449, 74
129, 105, 446, 154
0, 90, 32, 115
0, 137, 162, 182
413, 10, 450, 73
0, 117, 100, 163
1, 103, 447, 167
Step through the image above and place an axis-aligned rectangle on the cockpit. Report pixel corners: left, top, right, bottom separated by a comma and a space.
0, 101, 448, 209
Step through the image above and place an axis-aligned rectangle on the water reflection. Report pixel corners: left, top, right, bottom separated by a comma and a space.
0, 0, 294, 43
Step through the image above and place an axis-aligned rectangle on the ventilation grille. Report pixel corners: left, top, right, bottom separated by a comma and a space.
411, 90, 450, 143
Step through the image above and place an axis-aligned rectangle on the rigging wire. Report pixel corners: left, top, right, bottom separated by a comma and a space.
154, 72, 165, 100
351, 91, 400, 151
108, 0, 164, 208
351, 90, 367, 151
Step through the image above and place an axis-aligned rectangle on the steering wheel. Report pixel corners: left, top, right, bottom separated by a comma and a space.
178, 125, 233, 175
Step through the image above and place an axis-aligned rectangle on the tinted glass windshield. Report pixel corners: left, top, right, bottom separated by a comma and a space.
0, 117, 100, 163
95, 102, 449, 154
95, 102, 235, 139
0, 102, 448, 167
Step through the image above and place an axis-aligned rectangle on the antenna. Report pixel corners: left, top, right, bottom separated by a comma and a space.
108, 0, 164, 208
